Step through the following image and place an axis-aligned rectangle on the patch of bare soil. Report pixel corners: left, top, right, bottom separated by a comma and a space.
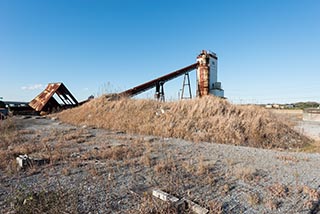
295, 120, 320, 141
1, 116, 320, 213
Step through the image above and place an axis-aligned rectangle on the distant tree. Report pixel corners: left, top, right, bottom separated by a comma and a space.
294, 102, 319, 109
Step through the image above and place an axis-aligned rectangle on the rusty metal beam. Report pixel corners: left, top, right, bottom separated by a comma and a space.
119, 63, 198, 97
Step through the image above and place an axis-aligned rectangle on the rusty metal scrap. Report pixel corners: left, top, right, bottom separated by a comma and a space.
29, 83, 78, 112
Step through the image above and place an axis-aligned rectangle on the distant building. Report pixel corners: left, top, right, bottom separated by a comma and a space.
286, 104, 294, 109
272, 104, 280, 109
265, 103, 295, 109
265, 104, 272, 109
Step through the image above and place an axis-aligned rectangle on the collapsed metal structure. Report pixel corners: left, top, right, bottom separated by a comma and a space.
29, 83, 78, 113
119, 50, 224, 101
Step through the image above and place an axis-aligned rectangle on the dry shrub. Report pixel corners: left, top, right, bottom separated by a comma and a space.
154, 158, 176, 174
276, 155, 299, 163
129, 193, 179, 214
12, 188, 77, 214
108, 145, 131, 160
267, 183, 289, 198
61, 166, 71, 176
265, 198, 280, 210
247, 192, 260, 206
182, 160, 195, 173
140, 153, 152, 167
12, 140, 46, 156
301, 140, 320, 153
303, 186, 320, 201
61, 129, 93, 144
208, 200, 223, 214
0, 119, 92, 174
18, 129, 36, 135
221, 184, 231, 195
0, 119, 46, 171
83, 143, 144, 162
56, 96, 310, 149
0, 118, 23, 149
234, 167, 259, 182
196, 157, 211, 175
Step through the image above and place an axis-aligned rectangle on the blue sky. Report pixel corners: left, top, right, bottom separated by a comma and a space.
0, 0, 319, 104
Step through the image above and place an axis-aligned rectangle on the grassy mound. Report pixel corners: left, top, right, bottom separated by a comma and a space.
56, 96, 310, 149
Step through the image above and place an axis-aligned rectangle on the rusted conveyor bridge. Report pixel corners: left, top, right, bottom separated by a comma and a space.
117, 50, 224, 101
119, 63, 198, 100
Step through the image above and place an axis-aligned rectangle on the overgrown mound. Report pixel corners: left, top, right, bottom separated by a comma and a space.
56, 96, 310, 149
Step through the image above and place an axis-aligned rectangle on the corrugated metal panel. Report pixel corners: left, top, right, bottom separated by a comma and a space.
29, 83, 78, 112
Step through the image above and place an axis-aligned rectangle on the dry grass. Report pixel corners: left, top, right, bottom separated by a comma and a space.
154, 158, 176, 174
267, 183, 289, 198
303, 186, 320, 201
276, 155, 299, 163
12, 188, 76, 214
128, 193, 182, 214
0, 119, 95, 173
56, 96, 310, 149
208, 200, 223, 214
1, 115, 316, 213
265, 198, 280, 210
269, 109, 303, 126
300, 140, 320, 153
247, 192, 261, 206
0, 119, 27, 171
0, 118, 23, 148
234, 167, 259, 182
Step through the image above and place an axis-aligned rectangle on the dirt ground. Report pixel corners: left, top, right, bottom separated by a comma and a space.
1, 114, 320, 213
296, 120, 320, 141
271, 109, 320, 141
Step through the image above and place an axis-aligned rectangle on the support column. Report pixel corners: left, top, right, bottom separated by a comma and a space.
181, 72, 192, 99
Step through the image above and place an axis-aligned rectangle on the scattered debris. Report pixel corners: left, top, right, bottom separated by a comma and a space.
143, 136, 158, 143
116, 131, 125, 134
152, 189, 179, 203
81, 125, 87, 129
70, 153, 81, 159
152, 189, 209, 214
22, 116, 32, 119
16, 155, 50, 170
16, 155, 32, 169
183, 198, 209, 214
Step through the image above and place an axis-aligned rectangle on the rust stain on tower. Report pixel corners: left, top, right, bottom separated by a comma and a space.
196, 50, 224, 98
29, 82, 78, 113
197, 51, 210, 97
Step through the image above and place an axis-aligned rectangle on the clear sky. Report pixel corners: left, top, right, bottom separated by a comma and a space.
1, 0, 319, 104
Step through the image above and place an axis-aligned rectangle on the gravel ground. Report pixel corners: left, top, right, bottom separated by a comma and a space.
1, 116, 320, 213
